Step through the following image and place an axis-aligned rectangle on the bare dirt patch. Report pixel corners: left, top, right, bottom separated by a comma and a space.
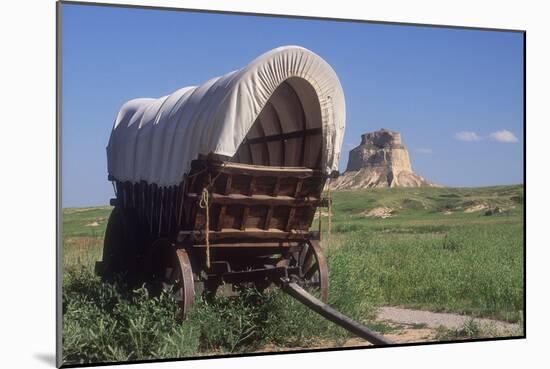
359, 206, 394, 219
385, 328, 437, 343
252, 324, 437, 353
463, 203, 489, 213
252, 305, 521, 354
313, 209, 333, 219
342, 327, 437, 346
64, 236, 103, 247
377, 306, 520, 334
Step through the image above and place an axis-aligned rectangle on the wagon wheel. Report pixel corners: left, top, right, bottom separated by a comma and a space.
288, 239, 329, 302
101, 207, 140, 283
148, 240, 195, 318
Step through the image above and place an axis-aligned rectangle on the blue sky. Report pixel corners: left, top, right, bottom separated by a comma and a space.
61, 4, 524, 207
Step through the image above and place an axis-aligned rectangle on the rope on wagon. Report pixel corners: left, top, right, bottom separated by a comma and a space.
317, 179, 332, 243
318, 202, 322, 239
199, 187, 211, 268
318, 179, 333, 246
195, 161, 227, 270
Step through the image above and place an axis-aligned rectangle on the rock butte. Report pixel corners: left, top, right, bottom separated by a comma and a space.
331, 129, 438, 189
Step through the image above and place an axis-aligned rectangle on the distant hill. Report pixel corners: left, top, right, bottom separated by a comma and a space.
332, 129, 438, 189
329, 184, 523, 219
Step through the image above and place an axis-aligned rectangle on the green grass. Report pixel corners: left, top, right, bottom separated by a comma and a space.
62, 267, 371, 364
61, 184, 524, 364
63, 206, 111, 238
325, 185, 524, 322
434, 317, 524, 341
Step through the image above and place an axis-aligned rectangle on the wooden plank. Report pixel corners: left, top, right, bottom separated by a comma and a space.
209, 162, 323, 178
216, 174, 231, 231
216, 206, 226, 231
264, 206, 273, 230
192, 241, 301, 248
272, 177, 280, 197
224, 175, 232, 195
241, 207, 250, 231
240, 176, 255, 230
294, 177, 303, 197
178, 229, 317, 242
221, 162, 316, 172
244, 127, 322, 146
286, 208, 297, 232
248, 177, 256, 196
177, 181, 185, 226
263, 176, 279, 230
286, 179, 303, 231
186, 193, 321, 207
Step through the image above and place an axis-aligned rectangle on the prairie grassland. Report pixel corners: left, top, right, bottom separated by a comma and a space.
61, 185, 524, 364
328, 185, 524, 322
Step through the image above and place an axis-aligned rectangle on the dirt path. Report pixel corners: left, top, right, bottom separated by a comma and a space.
377, 306, 520, 332
253, 306, 522, 353
340, 307, 521, 346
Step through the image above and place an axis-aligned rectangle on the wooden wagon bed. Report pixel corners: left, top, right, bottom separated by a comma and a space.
181, 160, 327, 240
100, 158, 331, 315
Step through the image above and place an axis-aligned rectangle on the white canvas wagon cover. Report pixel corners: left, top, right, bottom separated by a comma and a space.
107, 46, 346, 187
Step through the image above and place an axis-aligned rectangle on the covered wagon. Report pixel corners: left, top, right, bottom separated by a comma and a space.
98, 45, 345, 317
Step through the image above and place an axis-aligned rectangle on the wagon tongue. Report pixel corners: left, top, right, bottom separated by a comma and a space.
279, 277, 393, 346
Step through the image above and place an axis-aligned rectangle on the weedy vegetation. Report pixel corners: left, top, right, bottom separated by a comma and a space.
62, 185, 524, 364
434, 316, 524, 341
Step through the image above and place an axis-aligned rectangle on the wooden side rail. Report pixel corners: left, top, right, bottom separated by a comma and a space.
190, 241, 303, 248
204, 161, 325, 179
187, 159, 327, 234
243, 127, 322, 146
186, 192, 326, 207
177, 229, 320, 243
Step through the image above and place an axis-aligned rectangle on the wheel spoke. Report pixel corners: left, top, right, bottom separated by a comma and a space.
304, 261, 319, 280
294, 240, 329, 302
299, 244, 313, 267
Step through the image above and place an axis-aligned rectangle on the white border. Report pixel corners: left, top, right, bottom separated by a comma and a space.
1, 1, 547, 368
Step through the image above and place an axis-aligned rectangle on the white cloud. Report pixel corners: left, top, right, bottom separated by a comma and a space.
415, 148, 433, 154
489, 130, 519, 143
454, 131, 483, 142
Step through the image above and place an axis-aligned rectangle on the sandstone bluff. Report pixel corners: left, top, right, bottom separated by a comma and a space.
331, 129, 438, 189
